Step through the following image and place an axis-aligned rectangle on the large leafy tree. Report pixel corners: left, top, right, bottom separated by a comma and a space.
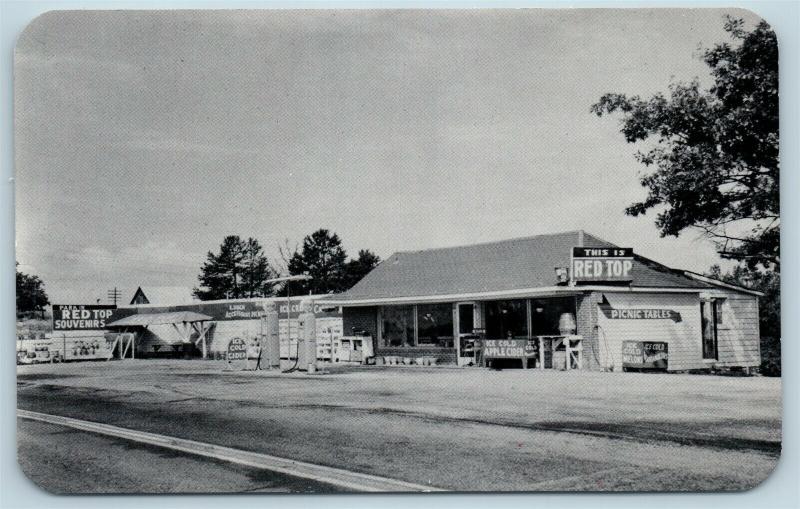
16, 263, 50, 318
194, 236, 276, 300
592, 18, 779, 271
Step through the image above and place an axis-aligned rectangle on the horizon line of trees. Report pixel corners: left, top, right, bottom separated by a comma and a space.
192, 229, 381, 300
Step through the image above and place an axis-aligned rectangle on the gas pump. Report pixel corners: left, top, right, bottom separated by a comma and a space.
260, 300, 280, 369
297, 298, 317, 372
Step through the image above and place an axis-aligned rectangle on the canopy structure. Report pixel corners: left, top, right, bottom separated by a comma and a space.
106, 311, 214, 358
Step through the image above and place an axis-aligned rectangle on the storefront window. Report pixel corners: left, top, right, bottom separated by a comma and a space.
531, 297, 577, 336
381, 306, 415, 347
485, 300, 528, 339
417, 303, 454, 347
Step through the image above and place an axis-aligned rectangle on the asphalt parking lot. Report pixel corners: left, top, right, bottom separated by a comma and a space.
16, 360, 782, 492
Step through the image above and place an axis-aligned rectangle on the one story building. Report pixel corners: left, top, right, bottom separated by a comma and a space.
325, 230, 763, 371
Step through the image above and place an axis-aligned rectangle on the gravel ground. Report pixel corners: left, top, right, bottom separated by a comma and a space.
16, 360, 782, 492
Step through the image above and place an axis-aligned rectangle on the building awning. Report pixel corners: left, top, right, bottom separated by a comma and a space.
105, 311, 213, 327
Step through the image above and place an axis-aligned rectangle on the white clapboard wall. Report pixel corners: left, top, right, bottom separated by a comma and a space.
596, 292, 706, 371
704, 288, 761, 368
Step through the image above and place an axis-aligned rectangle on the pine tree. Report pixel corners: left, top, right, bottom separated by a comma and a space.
194, 236, 276, 300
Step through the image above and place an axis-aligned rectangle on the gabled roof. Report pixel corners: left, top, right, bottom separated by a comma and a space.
129, 286, 198, 305
682, 271, 765, 297
328, 230, 711, 304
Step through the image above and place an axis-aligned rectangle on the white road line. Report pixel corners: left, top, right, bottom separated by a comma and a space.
17, 409, 444, 493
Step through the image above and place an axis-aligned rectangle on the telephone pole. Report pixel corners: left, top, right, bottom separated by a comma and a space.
107, 287, 121, 306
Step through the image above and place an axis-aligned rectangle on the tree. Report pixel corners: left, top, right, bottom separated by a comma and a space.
284, 229, 349, 295
193, 236, 276, 300
241, 238, 277, 298
592, 18, 778, 271
343, 249, 381, 290
16, 263, 50, 318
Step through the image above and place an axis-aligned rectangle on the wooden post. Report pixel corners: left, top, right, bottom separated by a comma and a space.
565, 337, 571, 371
539, 337, 545, 370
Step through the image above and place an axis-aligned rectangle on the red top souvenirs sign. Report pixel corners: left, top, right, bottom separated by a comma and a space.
571, 247, 634, 282
52, 304, 118, 331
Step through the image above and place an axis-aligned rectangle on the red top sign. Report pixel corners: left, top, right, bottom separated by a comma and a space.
572, 247, 634, 282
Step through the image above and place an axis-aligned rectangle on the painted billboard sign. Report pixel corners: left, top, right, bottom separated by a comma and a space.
124, 298, 340, 322
52, 304, 119, 331
571, 247, 634, 282
482, 339, 537, 358
599, 303, 682, 323
226, 337, 248, 361
622, 341, 669, 370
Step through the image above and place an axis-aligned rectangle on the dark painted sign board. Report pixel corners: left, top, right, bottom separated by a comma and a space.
572, 247, 633, 258
572, 247, 634, 282
599, 304, 682, 322
125, 299, 340, 322
622, 341, 669, 369
226, 337, 248, 361
52, 304, 119, 330
483, 339, 537, 358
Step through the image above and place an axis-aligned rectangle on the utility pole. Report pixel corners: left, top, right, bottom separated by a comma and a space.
107, 287, 121, 306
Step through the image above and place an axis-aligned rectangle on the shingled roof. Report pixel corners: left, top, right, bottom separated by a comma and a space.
329, 230, 711, 304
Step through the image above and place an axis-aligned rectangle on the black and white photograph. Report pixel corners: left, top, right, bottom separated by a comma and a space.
13, 8, 782, 494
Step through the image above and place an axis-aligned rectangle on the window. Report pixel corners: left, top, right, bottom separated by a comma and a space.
381, 306, 415, 347
458, 303, 475, 335
701, 300, 719, 360
485, 300, 528, 339
417, 303, 454, 347
530, 297, 577, 336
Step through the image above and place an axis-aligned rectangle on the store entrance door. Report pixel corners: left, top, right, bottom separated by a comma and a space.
456, 302, 478, 366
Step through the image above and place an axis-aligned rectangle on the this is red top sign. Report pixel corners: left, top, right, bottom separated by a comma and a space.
571, 247, 634, 282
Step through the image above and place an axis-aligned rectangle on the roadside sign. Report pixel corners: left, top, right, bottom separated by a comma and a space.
226, 337, 248, 370
483, 339, 537, 358
571, 247, 634, 282
52, 304, 118, 331
622, 341, 668, 370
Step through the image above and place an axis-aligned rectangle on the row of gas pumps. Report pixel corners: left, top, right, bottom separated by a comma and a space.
257, 298, 319, 372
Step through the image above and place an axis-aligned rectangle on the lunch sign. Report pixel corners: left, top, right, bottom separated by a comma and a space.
571, 247, 634, 282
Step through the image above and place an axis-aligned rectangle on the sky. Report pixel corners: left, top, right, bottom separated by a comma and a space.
14, 8, 765, 304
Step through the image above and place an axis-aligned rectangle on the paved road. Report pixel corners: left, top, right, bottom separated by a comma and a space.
17, 418, 341, 494
16, 360, 781, 492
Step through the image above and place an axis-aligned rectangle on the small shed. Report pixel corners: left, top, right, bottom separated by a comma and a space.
105, 311, 214, 358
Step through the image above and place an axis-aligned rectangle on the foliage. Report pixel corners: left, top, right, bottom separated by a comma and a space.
343, 249, 382, 290
706, 264, 780, 375
282, 229, 381, 295
193, 236, 277, 300
16, 263, 50, 318
592, 18, 779, 271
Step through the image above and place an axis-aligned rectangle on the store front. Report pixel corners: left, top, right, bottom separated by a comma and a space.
327, 230, 763, 371
360, 296, 578, 367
